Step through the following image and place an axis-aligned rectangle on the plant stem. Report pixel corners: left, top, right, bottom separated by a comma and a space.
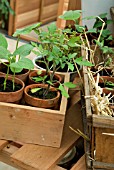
16, 35, 20, 50
3, 65, 9, 91
12, 71, 15, 91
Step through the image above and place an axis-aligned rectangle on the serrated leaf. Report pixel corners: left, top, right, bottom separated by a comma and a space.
48, 23, 57, 34
75, 57, 94, 66
0, 33, 8, 49
13, 44, 33, 57
59, 10, 81, 21
68, 63, 74, 71
64, 82, 76, 88
58, 84, 69, 98
87, 28, 97, 33
13, 23, 41, 37
31, 88, 41, 93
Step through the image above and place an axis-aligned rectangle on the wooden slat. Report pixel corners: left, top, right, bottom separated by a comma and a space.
0, 140, 8, 150
53, 166, 66, 170
93, 114, 114, 129
11, 103, 83, 170
56, 0, 69, 29
95, 128, 114, 164
8, 0, 15, 36
71, 155, 86, 170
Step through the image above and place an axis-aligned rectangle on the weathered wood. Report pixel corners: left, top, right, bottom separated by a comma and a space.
71, 155, 86, 170
95, 127, 114, 164
11, 103, 83, 170
0, 72, 69, 147
0, 140, 8, 150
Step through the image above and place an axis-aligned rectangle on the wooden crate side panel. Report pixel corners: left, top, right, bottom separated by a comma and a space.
0, 103, 64, 147
17, 0, 41, 14
41, 3, 58, 21
95, 127, 114, 164
16, 9, 40, 28
11, 103, 83, 170
44, 0, 59, 6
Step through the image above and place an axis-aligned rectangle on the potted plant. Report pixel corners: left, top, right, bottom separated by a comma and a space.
0, 31, 35, 103
0, 0, 14, 29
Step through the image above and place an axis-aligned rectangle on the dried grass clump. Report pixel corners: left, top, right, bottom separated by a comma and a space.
87, 68, 113, 116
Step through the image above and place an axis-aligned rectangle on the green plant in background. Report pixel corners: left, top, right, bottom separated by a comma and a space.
0, 0, 14, 28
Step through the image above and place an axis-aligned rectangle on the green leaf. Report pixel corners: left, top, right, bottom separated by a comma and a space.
68, 37, 80, 47
75, 57, 94, 66
68, 63, 74, 71
87, 28, 97, 33
46, 81, 53, 86
59, 10, 82, 21
13, 23, 41, 37
99, 13, 107, 19
58, 84, 69, 98
0, 33, 8, 49
75, 25, 85, 33
83, 15, 96, 20
48, 23, 57, 34
62, 45, 68, 50
13, 44, 33, 57
0, 46, 10, 59
10, 58, 34, 72
31, 88, 41, 93
64, 82, 76, 88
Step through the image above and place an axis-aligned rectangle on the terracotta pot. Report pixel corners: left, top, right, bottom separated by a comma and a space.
29, 70, 62, 87
0, 75, 25, 103
94, 76, 114, 95
0, 63, 30, 83
24, 84, 60, 108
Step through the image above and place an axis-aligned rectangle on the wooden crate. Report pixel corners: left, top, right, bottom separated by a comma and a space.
83, 66, 114, 169
0, 73, 69, 148
8, 0, 59, 36
0, 100, 86, 170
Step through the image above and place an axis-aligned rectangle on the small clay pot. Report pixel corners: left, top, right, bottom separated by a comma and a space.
0, 63, 30, 83
29, 70, 62, 87
24, 84, 60, 108
0, 75, 25, 103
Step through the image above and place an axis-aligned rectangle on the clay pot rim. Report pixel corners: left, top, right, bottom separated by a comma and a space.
0, 75, 25, 94
24, 83, 60, 101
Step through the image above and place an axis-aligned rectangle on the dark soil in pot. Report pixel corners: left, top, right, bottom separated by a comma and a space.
28, 88, 57, 99
0, 77, 22, 92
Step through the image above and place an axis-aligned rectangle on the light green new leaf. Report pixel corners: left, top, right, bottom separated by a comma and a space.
87, 28, 97, 33
0, 33, 8, 49
13, 44, 33, 57
58, 84, 69, 98
13, 23, 41, 37
75, 57, 94, 66
64, 82, 76, 88
31, 88, 41, 93
59, 10, 82, 21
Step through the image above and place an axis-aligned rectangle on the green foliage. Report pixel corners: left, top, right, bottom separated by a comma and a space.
0, 0, 14, 28
13, 23, 41, 37
59, 10, 82, 21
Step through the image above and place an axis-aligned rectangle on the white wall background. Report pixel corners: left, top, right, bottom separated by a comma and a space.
81, 0, 114, 33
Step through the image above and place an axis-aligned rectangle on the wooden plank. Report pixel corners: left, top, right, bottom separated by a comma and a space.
53, 166, 66, 170
17, 0, 41, 14
8, 0, 15, 36
11, 103, 83, 170
93, 161, 114, 169
93, 114, 114, 129
56, 0, 69, 29
0, 140, 8, 150
95, 128, 114, 164
16, 9, 40, 28
71, 155, 86, 170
